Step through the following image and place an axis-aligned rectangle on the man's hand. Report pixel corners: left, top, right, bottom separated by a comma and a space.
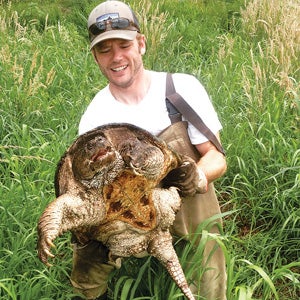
162, 156, 208, 197
196, 168, 208, 194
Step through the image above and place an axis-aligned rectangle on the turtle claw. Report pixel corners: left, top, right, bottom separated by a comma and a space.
39, 247, 54, 266
45, 248, 55, 259
45, 261, 53, 267
38, 236, 56, 266
46, 237, 56, 249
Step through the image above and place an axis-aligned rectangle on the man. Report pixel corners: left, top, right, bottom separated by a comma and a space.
72, 1, 227, 299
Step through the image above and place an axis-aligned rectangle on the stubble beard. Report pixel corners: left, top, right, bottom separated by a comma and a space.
104, 58, 144, 89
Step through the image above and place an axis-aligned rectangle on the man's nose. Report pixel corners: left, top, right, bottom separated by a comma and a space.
111, 47, 123, 61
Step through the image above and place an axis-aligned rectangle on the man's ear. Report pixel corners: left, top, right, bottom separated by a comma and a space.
138, 35, 146, 55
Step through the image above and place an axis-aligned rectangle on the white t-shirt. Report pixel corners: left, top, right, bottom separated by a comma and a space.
78, 71, 222, 145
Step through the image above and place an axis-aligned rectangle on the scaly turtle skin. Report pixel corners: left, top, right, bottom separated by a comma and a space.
37, 123, 197, 300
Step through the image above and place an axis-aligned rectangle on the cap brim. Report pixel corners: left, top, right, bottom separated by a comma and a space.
90, 30, 138, 49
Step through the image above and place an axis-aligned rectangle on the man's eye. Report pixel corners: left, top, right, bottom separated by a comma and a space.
120, 43, 130, 49
98, 48, 110, 53
94, 45, 111, 53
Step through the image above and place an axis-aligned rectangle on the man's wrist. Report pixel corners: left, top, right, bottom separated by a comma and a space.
197, 168, 208, 193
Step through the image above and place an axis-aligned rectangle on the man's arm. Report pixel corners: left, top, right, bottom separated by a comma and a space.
195, 132, 227, 185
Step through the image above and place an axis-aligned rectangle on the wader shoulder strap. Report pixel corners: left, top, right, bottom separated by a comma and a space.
165, 73, 225, 155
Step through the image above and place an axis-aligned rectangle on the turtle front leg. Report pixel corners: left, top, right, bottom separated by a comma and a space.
37, 194, 105, 266
148, 230, 195, 300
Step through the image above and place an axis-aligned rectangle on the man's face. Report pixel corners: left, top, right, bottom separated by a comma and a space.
92, 36, 146, 89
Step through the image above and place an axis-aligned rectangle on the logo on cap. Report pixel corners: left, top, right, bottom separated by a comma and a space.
96, 13, 119, 23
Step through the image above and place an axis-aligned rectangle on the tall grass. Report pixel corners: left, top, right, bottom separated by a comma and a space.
1, 0, 299, 299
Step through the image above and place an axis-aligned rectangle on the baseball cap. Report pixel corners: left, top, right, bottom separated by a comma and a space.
88, 0, 140, 49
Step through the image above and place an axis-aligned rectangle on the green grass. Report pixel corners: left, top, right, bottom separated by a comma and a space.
1, 0, 299, 299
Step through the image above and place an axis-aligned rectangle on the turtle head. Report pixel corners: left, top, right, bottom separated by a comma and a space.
72, 133, 118, 181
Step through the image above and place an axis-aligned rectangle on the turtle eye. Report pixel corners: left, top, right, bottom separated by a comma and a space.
86, 142, 94, 151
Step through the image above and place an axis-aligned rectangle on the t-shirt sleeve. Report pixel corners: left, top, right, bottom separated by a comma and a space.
172, 73, 222, 145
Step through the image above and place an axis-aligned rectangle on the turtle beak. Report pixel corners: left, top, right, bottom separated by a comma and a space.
91, 147, 111, 162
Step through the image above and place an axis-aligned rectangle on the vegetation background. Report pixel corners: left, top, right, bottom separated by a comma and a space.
0, 0, 299, 299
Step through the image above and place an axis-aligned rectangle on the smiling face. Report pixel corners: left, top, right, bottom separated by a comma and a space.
92, 36, 146, 89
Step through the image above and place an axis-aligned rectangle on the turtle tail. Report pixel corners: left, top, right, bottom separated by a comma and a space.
148, 231, 195, 300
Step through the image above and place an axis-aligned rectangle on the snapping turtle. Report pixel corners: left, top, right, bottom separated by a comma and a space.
37, 123, 197, 300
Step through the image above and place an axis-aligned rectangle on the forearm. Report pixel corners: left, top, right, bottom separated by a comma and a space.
196, 149, 227, 183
